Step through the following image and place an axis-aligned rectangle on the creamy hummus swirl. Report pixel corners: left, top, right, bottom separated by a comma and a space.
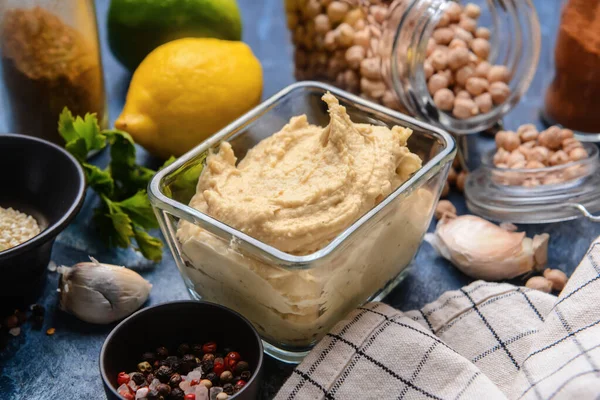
185, 93, 422, 255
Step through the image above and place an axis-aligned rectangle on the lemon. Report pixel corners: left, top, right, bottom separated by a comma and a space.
116, 38, 263, 159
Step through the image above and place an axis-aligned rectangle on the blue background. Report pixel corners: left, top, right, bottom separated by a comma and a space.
2, 0, 598, 399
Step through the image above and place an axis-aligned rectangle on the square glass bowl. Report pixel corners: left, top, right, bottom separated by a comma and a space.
148, 82, 456, 363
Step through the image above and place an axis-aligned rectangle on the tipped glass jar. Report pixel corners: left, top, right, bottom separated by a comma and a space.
286, 0, 540, 134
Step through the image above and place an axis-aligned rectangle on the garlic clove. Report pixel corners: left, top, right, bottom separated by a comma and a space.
58, 259, 152, 324
425, 215, 549, 280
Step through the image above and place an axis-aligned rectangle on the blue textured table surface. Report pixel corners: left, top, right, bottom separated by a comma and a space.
1, 0, 598, 399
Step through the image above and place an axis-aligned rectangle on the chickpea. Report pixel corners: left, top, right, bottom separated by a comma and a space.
564, 165, 585, 180
324, 30, 337, 50
360, 57, 381, 80
448, 47, 470, 70
510, 160, 527, 169
459, 16, 477, 34
507, 150, 526, 167
433, 88, 455, 111
475, 27, 491, 40
562, 137, 583, 154
437, 12, 450, 28
327, 1, 349, 23
560, 129, 574, 141
354, 28, 370, 48
538, 126, 563, 150
454, 65, 474, 86
430, 49, 448, 71
495, 130, 521, 151
464, 3, 482, 19
428, 73, 449, 95
471, 38, 490, 59
449, 38, 467, 49
343, 69, 359, 91
549, 150, 570, 166
517, 124, 538, 141
382, 90, 402, 110
360, 77, 386, 99
314, 14, 331, 34
569, 147, 588, 161
345, 45, 365, 69
427, 38, 437, 57
344, 8, 364, 27
336, 23, 355, 47
493, 148, 510, 166
526, 276, 552, 293
543, 269, 568, 292
528, 146, 550, 164
440, 68, 455, 85
433, 27, 455, 45
370, 5, 387, 24
456, 90, 471, 100
435, 200, 457, 219
295, 49, 308, 68
453, 98, 479, 119
488, 65, 510, 83
454, 27, 474, 43
526, 160, 545, 169
474, 61, 491, 78
474, 92, 493, 113
523, 177, 541, 186
424, 59, 434, 79
445, 2, 462, 22
489, 81, 510, 105
354, 19, 366, 30
448, 167, 458, 184
456, 171, 468, 192
304, 0, 322, 19
466, 77, 489, 96
544, 175, 564, 185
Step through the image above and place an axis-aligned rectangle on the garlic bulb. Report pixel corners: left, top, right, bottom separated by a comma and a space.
425, 215, 549, 280
58, 258, 152, 324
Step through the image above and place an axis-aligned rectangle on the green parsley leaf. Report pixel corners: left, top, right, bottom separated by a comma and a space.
102, 196, 134, 249
83, 163, 114, 196
132, 226, 164, 262
117, 191, 159, 230
59, 108, 170, 262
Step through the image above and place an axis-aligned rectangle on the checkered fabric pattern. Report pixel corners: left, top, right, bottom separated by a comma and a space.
276, 238, 600, 400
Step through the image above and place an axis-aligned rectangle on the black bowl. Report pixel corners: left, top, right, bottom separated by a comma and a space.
0, 133, 85, 303
100, 301, 264, 400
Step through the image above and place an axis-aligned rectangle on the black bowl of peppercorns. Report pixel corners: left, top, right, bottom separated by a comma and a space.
100, 301, 263, 400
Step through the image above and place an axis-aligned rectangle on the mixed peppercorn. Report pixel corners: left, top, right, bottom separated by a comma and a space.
116, 342, 253, 400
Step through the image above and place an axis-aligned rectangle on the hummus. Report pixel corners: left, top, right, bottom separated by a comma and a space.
177, 93, 433, 351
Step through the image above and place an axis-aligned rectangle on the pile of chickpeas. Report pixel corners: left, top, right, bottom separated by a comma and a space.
286, 0, 402, 109
492, 124, 589, 186
425, 2, 511, 119
286, 0, 511, 118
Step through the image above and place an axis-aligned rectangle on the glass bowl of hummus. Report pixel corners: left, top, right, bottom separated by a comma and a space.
149, 82, 456, 363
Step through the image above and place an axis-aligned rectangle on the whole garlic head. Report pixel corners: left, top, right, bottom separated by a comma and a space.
58, 258, 152, 324
425, 215, 549, 280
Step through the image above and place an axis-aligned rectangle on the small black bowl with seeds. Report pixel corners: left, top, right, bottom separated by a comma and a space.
100, 301, 263, 400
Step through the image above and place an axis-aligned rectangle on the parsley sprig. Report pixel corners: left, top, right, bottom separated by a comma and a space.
59, 108, 174, 262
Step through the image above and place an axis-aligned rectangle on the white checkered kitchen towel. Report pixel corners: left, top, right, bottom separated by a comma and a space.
276, 237, 600, 400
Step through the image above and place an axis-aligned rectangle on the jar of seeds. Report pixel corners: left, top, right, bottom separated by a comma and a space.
0, 0, 106, 145
285, 0, 540, 134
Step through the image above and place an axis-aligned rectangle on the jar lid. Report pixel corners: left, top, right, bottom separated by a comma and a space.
465, 161, 600, 224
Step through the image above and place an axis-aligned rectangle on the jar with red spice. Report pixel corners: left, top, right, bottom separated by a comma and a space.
285, 0, 540, 135
542, 0, 600, 140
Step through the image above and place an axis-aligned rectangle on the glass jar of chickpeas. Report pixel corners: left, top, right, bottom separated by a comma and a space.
286, 0, 541, 134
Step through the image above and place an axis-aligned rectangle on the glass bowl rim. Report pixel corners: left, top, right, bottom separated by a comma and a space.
148, 81, 456, 265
